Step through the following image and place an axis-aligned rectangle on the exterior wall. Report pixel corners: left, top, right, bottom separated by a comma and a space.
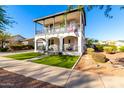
49, 38, 59, 45
64, 36, 77, 44
22, 41, 28, 45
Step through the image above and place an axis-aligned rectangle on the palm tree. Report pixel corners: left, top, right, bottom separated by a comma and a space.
0, 31, 11, 48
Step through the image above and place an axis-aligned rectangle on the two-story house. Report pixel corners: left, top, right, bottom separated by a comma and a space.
33, 8, 86, 55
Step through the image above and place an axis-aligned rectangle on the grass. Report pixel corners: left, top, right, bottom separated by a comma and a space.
32, 55, 79, 68
5, 52, 43, 60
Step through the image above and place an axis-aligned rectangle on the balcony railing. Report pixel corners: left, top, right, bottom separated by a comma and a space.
35, 25, 79, 35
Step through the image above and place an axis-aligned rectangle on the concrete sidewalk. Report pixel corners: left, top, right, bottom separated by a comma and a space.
0, 50, 33, 56
1, 56, 122, 88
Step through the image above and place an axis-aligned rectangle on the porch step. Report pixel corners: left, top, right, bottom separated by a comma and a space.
63, 52, 80, 56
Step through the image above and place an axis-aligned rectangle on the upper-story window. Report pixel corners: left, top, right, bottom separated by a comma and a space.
50, 24, 53, 30
51, 39, 54, 44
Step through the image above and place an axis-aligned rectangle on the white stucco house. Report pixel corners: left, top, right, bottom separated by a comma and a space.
33, 8, 86, 55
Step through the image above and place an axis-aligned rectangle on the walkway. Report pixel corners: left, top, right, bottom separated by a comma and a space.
75, 54, 124, 88
0, 57, 104, 88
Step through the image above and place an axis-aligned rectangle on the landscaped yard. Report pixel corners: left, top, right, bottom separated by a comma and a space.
32, 55, 79, 68
5, 52, 43, 60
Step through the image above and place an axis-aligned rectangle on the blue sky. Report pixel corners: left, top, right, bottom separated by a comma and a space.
5, 5, 124, 40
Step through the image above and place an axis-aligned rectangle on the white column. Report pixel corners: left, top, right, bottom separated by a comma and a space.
34, 22, 37, 52
34, 38, 37, 52
64, 14, 67, 32
46, 39, 49, 51
53, 17, 55, 33
78, 11, 83, 54
59, 37, 63, 52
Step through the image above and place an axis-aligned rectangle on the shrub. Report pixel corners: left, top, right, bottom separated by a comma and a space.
109, 45, 117, 50
26, 45, 34, 49
10, 45, 34, 51
38, 45, 45, 50
119, 46, 124, 52
87, 48, 94, 54
0, 48, 8, 52
92, 53, 107, 63
95, 44, 104, 52
103, 46, 117, 54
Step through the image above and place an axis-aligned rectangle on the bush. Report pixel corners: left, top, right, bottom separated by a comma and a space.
103, 46, 117, 54
119, 46, 124, 52
10, 45, 34, 51
87, 48, 94, 54
38, 45, 45, 50
95, 44, 104, 52
0, 48, 8, 52
92, 53, 107, 63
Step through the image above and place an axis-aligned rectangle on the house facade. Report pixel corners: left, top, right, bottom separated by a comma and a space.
33, 9, 86, 55
9, 35, 26, 45
22, 38, 34, 46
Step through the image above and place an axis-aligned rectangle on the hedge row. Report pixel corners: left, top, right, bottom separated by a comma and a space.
10, 45, 34, 51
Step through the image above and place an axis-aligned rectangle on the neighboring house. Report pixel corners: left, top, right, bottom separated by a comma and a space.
9, 35, 26, 45
98, 40, 124, 47
22, 38, 34, 46
98, 41, 107, 45
115, 40, 124, 47
98, 40, 115, 45
33, 8, 86, 55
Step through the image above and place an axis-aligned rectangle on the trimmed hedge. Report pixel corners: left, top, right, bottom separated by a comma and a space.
103, 46, 117, 54
87, 48, 94, 54
10, 45, 34, 51
95, 44, 104, 52
0, 48, 8, 52
92, 53, 107, 63
119, 46, 124, 52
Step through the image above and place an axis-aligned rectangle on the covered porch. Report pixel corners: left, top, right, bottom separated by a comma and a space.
48, 37, 60, 52
63, 36, 78, 52
35, 35, 80, 55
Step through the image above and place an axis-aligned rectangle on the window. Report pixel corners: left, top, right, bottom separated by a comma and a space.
68, 39, 71, 44
50, 24, 53, 30
51, 39, 54, 44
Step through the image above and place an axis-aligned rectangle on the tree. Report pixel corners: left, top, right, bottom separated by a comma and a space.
86, 38, 99, 48
67, 5, 124, 18
0, 31, 11, 48
0, 6, 15, 31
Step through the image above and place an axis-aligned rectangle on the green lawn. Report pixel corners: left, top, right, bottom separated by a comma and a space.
5, 52, 43, 60
32, 55, 79, 68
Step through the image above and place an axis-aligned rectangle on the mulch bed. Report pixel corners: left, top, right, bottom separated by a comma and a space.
0, 68, 62, 88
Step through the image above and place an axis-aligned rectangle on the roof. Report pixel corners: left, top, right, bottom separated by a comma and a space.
23, 38, 34, 41
33, 8, 83, 22
12, 34, 25, 39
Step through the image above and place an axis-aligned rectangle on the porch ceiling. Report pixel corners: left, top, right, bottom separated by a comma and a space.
36, 11, 80, 26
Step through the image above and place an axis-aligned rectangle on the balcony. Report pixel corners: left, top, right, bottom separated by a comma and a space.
35, 25, 80, 36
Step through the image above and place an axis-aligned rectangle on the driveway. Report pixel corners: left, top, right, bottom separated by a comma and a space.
0, 68, 60, 88
0, 50, 33, 56
0, 57, 104, 88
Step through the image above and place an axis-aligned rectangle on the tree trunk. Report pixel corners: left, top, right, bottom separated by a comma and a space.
1, 40, 4, 48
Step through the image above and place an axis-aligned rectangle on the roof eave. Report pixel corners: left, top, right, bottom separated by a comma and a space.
33, 8, 80, 22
